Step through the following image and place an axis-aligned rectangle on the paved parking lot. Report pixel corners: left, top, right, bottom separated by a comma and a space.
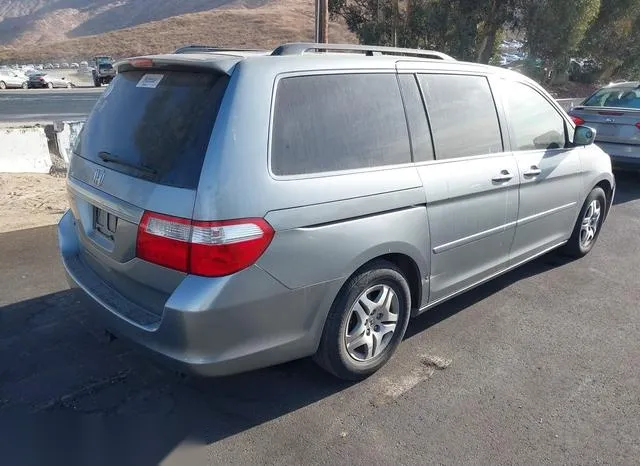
1, 173, 639, 465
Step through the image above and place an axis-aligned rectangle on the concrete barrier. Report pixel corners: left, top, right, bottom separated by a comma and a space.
0, 125, 52, 173
53, 120, 84, 165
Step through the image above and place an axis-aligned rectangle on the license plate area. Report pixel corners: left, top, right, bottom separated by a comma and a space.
93, 206, 118, 240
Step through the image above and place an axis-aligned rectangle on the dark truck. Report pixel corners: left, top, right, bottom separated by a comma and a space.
91, 56, 116, 87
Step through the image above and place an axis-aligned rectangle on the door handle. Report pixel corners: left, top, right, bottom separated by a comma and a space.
492, 170, 513, 183
523, 166, 542, 177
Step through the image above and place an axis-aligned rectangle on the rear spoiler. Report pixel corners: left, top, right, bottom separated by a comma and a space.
115, 54, 243, 76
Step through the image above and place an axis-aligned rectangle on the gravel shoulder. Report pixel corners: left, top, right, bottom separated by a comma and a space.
0, 173, 67, 233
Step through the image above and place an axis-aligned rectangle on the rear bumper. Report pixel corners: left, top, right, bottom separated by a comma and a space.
596, 142, 640, 169
57, 210, 340, 376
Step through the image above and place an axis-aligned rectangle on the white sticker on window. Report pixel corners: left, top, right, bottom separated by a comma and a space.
136, 73, 164, 88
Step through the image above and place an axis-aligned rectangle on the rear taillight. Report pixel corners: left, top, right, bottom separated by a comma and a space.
571, 115, 585, 125
636, 122, 640, 130
136, 212, 274, 277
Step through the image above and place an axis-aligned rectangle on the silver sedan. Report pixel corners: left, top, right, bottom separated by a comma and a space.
569, 82, 640, 169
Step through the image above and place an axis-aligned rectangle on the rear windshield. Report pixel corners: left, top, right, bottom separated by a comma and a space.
75, 70, 228, 189
583, 87, 640, 109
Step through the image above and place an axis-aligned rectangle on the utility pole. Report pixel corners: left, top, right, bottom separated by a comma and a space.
392, 0, 399, 47
315, 0, 328, 43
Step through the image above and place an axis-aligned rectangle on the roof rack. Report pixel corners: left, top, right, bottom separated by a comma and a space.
175, 45, 267, 54
271, 43, 455, 60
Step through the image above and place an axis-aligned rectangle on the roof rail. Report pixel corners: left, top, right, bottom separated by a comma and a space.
175, 45, 267, 54
271, 43, 455, 60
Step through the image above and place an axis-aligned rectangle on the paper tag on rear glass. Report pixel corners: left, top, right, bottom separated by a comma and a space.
136, 74, 164, 88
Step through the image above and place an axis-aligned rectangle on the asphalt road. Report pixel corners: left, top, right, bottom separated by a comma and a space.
1, 174, 639, 465
0, 88, 103, 123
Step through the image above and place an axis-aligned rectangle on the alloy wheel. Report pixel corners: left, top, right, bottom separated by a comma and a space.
344, 284, 399, 362
580, 199, 601, 248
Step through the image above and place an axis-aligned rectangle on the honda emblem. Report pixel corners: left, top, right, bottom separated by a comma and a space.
92, 168, 105, 187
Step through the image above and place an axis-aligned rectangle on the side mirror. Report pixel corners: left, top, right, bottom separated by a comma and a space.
574, 125, 596, 146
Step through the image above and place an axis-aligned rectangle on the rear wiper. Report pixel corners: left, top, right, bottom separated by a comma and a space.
98, 151, 157, 175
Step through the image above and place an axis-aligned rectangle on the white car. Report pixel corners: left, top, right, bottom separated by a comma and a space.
0, 69, 28, 89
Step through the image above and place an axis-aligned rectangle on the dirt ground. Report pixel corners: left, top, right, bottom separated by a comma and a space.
0, 173, 68, 233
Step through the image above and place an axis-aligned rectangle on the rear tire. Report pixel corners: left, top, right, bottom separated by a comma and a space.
0, 81, 6, 90
47, 82, 53, 89
314, 260, 411, 381
561, 187, 606, 258
67, 82, 72, 89
21, 82, 28, 89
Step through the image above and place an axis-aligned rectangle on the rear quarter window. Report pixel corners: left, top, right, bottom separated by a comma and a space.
75, 70, 229, 189
271, 73, 411, 176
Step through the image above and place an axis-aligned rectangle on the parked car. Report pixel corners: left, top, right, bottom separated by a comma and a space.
569, 82, 640, 169
70, 62, 80, 69
28, 73, 73, 89
58, 43, 615, 381
44, 63, 54, 69
61, 62, 70, 68
0, 69, 28, 89
54, 63, 61, 69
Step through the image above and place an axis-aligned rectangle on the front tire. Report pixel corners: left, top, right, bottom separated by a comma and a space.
0, 81, 6, 90
314, 260, 411, 381
22, 82, 28, 89
562, 187, 606, 258
47, 82, 54, 89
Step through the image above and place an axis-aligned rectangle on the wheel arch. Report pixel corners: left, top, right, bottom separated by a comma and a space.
594, 178, 614, 218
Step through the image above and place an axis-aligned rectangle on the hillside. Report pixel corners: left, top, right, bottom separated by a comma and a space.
0, 0, 356, 62
0, 0, 268, 46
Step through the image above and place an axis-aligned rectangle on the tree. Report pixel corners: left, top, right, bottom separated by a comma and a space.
330, 0, 515, 63
579, 0, 640, 80
519, 0, 601, 83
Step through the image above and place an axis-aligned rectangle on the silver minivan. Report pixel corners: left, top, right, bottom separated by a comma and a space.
58, 43, 615, 380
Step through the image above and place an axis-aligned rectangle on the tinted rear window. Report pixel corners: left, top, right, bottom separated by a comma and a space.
75, 70, 228, 189
271, 73, 411, 176
583, 87, 640, 109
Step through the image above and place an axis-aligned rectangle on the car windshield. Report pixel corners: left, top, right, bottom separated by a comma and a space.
583, 87, 640, 109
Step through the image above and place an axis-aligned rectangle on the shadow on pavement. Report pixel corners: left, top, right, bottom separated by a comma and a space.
613, 170, 640, 205
0, 289, 351, 466
405, 252, 574, 339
